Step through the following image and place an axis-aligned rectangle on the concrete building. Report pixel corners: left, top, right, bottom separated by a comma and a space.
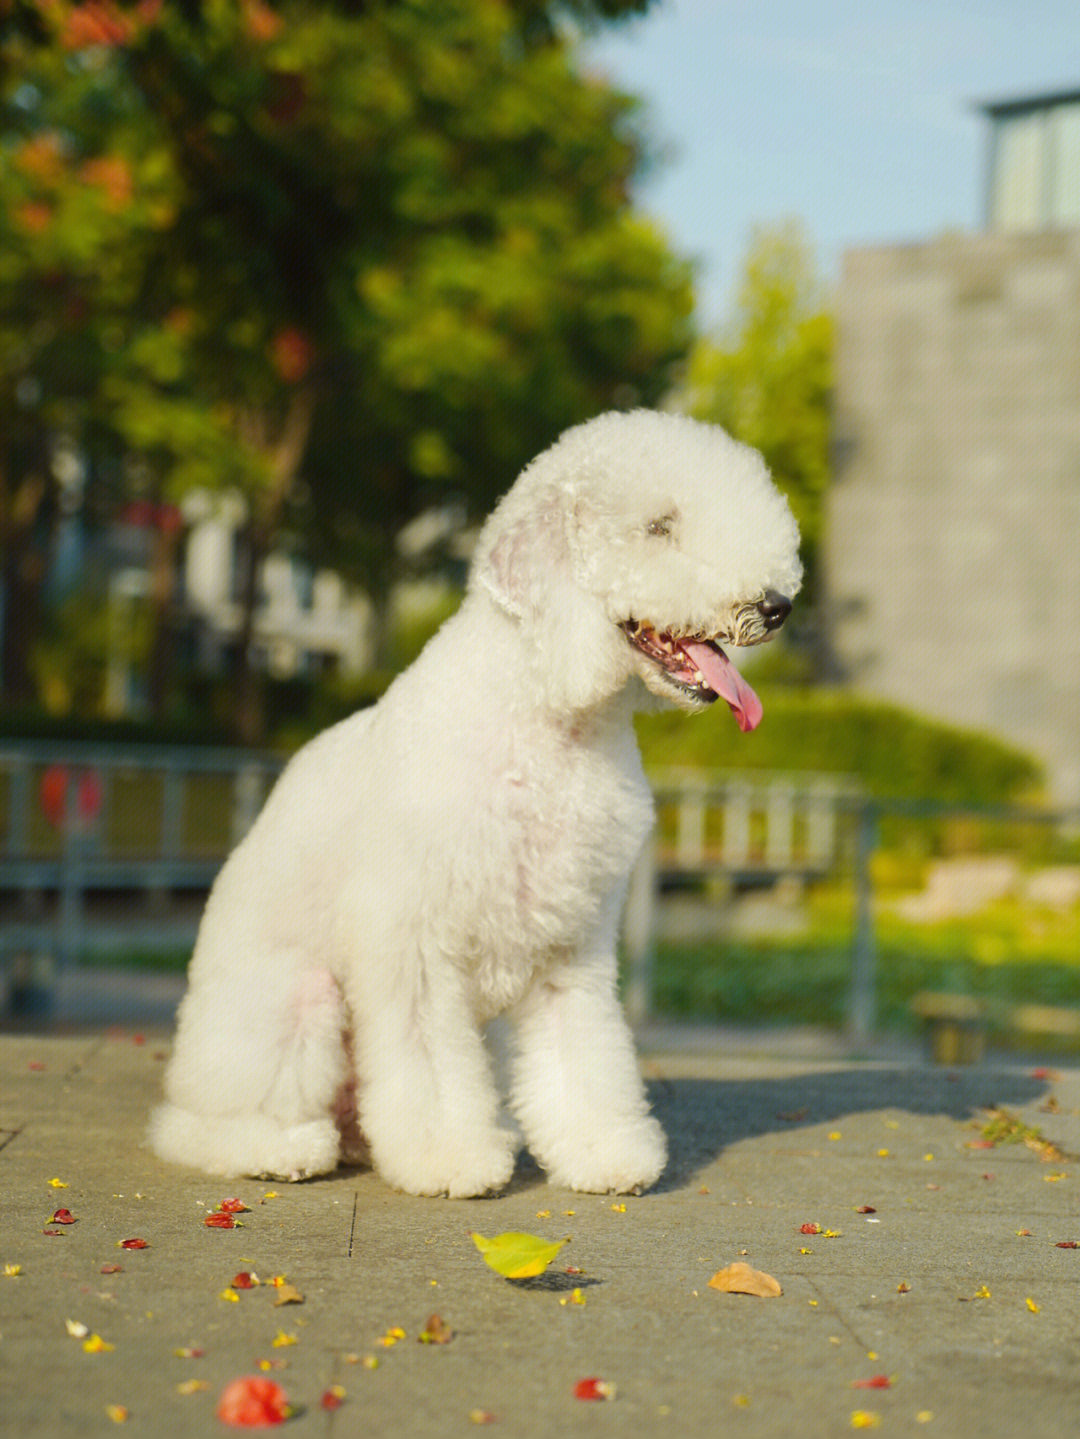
827, 90, 1080, 803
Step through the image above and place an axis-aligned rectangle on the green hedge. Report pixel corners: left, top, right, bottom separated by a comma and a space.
635, 689, 1041, 804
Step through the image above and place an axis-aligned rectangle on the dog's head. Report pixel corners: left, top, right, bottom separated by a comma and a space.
471, 410, 802, 723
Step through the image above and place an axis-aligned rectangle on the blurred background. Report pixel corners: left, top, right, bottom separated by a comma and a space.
1, 0, 1078, 1056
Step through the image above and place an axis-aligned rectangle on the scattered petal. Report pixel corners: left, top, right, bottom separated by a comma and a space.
1054, 1240, 1078, 1249
270, 1330, 297, 1348
574, 1377, 616, 1401
468, 1409, 496, 1424
855, 1206, 876, 1215
851, 1410, 881, 1428
105, 1404, 128, 1422
83, 1334, 116, 1353
828, 1132, 842, 1141
853, 1376, 892, 1390
101, 1264, 123, 1274
708, 1263, 782, 1298
272, 1284, 304, 1307
51, 1208, 77, 1225
216, 1376, 290, 1427
66, 1319, 90, 1339
4, 1263, 22, 1277
119, 1238, 148, 1250
217, 1198, 251, 1214
219, 1289, 240, 1303
48, 1178, 69, 1189
204, 1213, 236, 1229
418, 1313, 453, 1345
174, 1347, 205, 1359
320, 1387, 345, 1411
559, 1288, 586, 1307
610, 1203, 626, 1213
177, 1379, 209, 1395
232, 1272, 259, 1289
1026, 1297, 1041, 1313
376, 1327, 406, 1347
800, 1223, 822, 1235
470, 1232, 568, 1280
896, 1282, 911, 1294
1016, 1230, 1033, 1237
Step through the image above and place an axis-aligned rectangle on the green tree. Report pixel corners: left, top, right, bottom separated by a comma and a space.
2, 0, 692, 739
677, 222, 833, 610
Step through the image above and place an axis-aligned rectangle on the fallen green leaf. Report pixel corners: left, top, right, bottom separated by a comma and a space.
470, 1231, 567, 1280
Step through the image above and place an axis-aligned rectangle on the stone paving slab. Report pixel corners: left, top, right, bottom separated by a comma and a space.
1, 1031, 1078, 1437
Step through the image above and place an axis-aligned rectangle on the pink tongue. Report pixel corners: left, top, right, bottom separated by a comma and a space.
680, 640, 764, 733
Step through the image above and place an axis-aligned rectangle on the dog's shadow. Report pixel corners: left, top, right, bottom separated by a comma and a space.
641, 1064, 1049, 1193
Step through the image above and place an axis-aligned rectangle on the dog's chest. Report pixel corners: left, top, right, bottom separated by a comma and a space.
454, 716, 654, 1011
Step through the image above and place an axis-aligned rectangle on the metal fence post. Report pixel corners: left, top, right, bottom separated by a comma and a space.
849, 800, 879, 1046
622, 840, 657, 1028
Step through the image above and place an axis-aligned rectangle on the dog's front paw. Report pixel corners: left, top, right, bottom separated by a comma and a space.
375, 1130, 517, 1199
542, 1116, 667, 1195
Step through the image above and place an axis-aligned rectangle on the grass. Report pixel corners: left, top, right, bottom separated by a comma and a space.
649, 888, 1080, 1044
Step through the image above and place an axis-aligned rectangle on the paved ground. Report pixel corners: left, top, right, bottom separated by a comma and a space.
1, 1027, 1078, 1438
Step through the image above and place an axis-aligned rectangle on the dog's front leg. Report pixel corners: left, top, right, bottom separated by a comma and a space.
509, 952, 666, 1194
350, 956, 517, 1198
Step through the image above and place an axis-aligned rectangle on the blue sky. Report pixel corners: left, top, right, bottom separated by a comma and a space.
586, 0, 1080, 325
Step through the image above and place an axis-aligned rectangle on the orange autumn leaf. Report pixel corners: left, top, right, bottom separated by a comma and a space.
708, 1262, 782, 1298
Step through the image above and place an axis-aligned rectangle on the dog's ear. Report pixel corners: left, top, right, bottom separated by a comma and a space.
472, 486, 575, 620
472, 488, 623, 711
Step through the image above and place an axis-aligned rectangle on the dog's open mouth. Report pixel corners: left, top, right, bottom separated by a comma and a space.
620, 621, 763, 732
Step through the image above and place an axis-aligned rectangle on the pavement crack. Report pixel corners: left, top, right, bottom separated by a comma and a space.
0, 1125, 25, 1155
347, 1190, 358, 1259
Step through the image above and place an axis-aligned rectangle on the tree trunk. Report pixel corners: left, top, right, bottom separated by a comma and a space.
145, 508, 183, 720
0, 465, 50, 707
230, 386, 316, 745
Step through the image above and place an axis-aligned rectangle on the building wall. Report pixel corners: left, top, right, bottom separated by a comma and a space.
828, 228, 1080, 803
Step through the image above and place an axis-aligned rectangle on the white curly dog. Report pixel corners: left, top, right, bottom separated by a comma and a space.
150, 410, 801, 1195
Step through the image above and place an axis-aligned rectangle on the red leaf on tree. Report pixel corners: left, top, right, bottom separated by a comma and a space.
216, 1376, 290, 1427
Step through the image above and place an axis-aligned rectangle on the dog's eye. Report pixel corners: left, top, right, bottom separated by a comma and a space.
647, 514, 675, 538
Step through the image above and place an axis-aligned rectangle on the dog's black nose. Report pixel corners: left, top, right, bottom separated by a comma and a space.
758, 590, 792, 631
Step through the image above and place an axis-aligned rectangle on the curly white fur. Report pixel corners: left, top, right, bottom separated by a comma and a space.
149, 410, 801, 1195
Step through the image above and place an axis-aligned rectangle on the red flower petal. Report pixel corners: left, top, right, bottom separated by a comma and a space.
574, 1377, 615, 1401
799, 1222, 822, 1235
101, 1264, 123, 1274
205, 1213, 236, 1229
1055, 1240, 1078, 1249
853, 1375, 892, 1389
120, 1237, 149, 1249
232, 1272, 256, 1289
217, 1198, 250, 1214
320, 1389, 345, 1411
51, 1208, 77, 1225
216, 1376, 290, 1427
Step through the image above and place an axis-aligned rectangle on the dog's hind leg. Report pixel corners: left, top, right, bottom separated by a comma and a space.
149, 958, 348, 1180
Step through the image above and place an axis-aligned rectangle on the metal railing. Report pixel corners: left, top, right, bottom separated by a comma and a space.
0, 741, 283, 970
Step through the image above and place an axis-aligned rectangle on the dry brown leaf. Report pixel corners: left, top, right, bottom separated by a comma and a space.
708, 1262, 782, 1298
272, 1283, 304, 1307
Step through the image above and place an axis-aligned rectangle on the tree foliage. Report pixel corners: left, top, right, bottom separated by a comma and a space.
677, 222, 833, 605
0, 0, 693, 736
